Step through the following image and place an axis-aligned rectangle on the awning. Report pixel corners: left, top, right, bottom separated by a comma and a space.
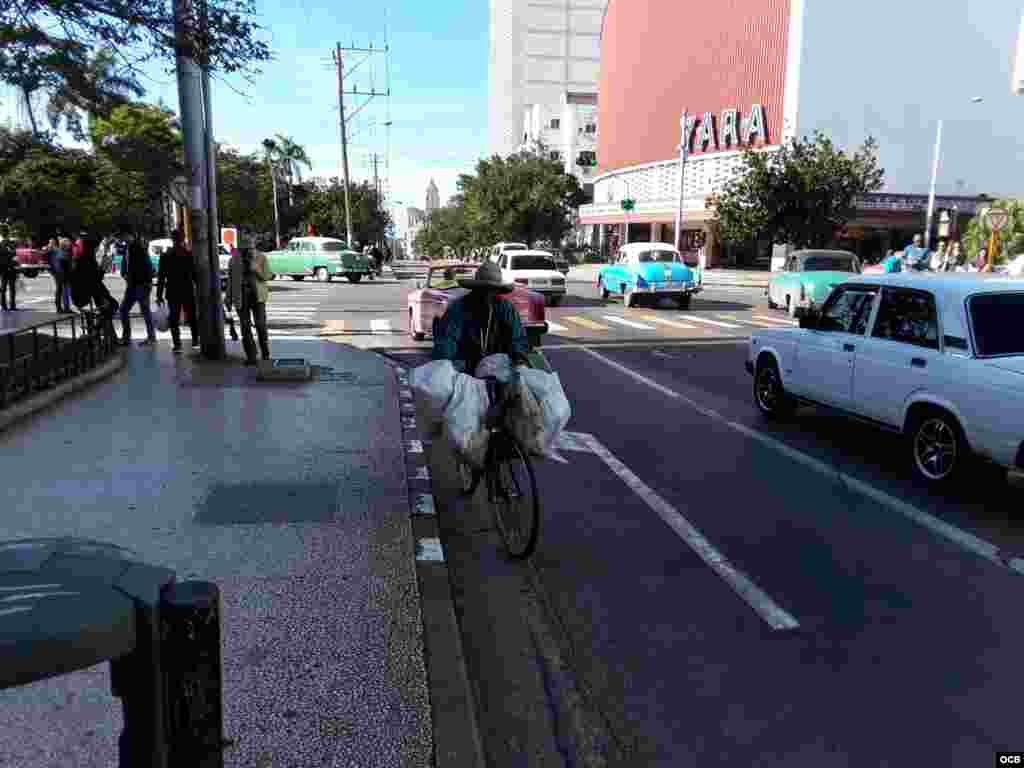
577, 208, 713, 227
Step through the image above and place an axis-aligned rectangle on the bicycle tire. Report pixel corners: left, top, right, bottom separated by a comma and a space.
488, 431, 540, 559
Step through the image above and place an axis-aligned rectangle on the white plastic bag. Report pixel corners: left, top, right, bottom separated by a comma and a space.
153, 302, 170, 333
504, 374, 547, 457
443, 373, 491, 469
474, 353, 513, 383
412, 360, 457, 434
515, 367, 571, 458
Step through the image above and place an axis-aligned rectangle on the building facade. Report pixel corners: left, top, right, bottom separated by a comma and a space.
581, 0, 1024, 267
425, 179, 440, 214
0, 84, 41, 133
488, 0, 605, 190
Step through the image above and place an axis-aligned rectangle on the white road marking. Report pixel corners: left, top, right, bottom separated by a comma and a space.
580, 346, 1024, 579
684, 315, 743, 329
639, 314, 698, 330
370, 318, 392, 333
415, 538, 445, 562
744, 320, 783, 328
414, 494, 436, 516
405, 439, 424, 453
546, 321, 569, 332
578, 431, 799, 631
602, 315, 655, 330
753, 315, 796, 326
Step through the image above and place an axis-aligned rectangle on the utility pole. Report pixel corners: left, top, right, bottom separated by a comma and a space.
331, 40, 389, 246
173, 0, 225, 360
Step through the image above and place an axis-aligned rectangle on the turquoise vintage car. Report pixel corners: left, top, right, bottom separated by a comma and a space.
767, 249, 862, 317
597, 242, 702, 309
264, 236, 373, 282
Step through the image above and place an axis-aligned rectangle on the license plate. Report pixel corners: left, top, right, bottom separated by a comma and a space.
532, 279, 548, 285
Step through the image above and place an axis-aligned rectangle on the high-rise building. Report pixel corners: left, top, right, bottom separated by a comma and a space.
488, 0, 604, 190
0, 83, 39, 133
425, 179, 440, 214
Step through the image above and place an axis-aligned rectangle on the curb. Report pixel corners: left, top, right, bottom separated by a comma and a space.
0, 351, 125, 434
388, 361, 487, 768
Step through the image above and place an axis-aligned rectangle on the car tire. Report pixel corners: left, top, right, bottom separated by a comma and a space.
677, 294, 692, 310
24, 269, 38, 278
787, 296, 797, 317
767, 291, 777, 310
598, 278, 610, 300
347, 273, 363, 283
314, 267, 328, 282
291, 275, 305, 282
624, 286, 636, 308
754, 356, 793, 419
549, 295, 563, 307
410, 310, 425, 341
906, 406, 968, 487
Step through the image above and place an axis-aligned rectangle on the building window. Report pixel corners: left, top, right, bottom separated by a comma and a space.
584, 123, 596, 134
549, 151, 561, 162
576, 151, 597, 167
550, 118, 560, 130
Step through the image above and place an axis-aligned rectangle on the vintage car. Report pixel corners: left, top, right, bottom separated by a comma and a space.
407, 261, 549, 347
488, 242, 528, 263
767, 249, 861, 316
264, 236, 372, 282
14, 242, 48, 277
747, 273, 1024, 486
597, 242, 702, 308
495, 249, 567, 306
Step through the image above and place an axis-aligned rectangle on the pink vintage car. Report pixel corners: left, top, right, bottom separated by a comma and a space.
407, 261, 549, 346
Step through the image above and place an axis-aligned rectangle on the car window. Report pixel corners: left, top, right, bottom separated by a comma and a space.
322, 242, 345, 252
638, 250, 679, 263
871, 288, 939, 350
968, 292, 1024, 357
510, 254, 556, 270
803, 256, 858, 272
428, 267, 473, 289
817, 287, 877, 334
504, 244, 526, 252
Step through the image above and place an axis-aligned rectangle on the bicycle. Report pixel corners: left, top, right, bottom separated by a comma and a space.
457, 375, 540, 560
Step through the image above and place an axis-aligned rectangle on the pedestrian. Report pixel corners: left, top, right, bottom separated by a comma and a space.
156, 229, 199, 352
0, 231, 17, 311
946, 241, 963, 272
58, 238, 74, 309
45, 238, 70, 313
227, 233, 274, 365
119, 236, 157, 346
881, 249, 903, 273
929, 240, 948, 271
69, 236, 119, 339
902, 233, 930, 271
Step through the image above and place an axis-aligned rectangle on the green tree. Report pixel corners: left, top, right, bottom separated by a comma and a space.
215, 147, 275, 235
0, 144, 99, 239
45, 47, 145, 141
303, 179, 391, 247
961, 199, 1024, 267
708, 131, 885, 249
268, 134, 311, 206
458, 146, 586, 248
413, 204, 475, 260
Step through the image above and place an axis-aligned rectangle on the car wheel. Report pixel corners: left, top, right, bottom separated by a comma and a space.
907, 407, 967, 486
314, 267, 328, 282
347, 273, 363, 283
410, 310, 425, 341
677, 294, 692, 310
754, 356, 793, 419
787, 296, 797, 317
767, 291, 777, 309
24, 269, 38, 278
598, 278, 610, 300
624, 286, 636, 308
549, 295, 563, 307
291, 275, 305, 282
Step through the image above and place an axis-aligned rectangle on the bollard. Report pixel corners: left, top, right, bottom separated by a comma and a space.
160, 581, 226, 768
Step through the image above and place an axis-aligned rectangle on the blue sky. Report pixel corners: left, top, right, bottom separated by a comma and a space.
140, 0, 489, 213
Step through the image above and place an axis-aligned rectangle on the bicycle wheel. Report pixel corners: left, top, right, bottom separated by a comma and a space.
488, 431, 540, 559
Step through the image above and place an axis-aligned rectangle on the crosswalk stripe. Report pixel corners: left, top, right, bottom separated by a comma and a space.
546, 321, 569, 332
684, 315, 743, 329
562, 316, 609, 330
602, 315, 655, 330
716, 313, 739, 320
370, 318, 392, 333
753, 315, 797, 326
639, 314, 698, 330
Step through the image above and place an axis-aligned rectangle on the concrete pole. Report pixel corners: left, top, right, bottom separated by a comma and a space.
334, 43, 354, 246
674, 109, 689, 250
200, 58, 225, 356
924, 118, 942, 250
173, 0, 224, 360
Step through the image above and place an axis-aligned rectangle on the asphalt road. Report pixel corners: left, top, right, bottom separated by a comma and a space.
18, 270, 1024, 766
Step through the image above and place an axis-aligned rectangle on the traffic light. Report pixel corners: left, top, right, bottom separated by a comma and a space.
621, 198, 636, 211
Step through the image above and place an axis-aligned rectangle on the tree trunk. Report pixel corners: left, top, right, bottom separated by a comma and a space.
21, 87, 39, 137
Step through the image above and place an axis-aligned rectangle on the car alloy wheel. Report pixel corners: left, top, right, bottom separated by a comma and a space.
315, 267, 328, 282
912, 414, 961, 483
787, 297, 797, 318
598, 278, 609, 300
754, 359, 790, 418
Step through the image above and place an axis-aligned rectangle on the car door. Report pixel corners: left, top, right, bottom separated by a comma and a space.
852, 287, 945, 427
773, 256, 796, 306
789, 285, 878, 409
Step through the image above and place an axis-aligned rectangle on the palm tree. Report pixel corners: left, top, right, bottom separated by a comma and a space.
272, 134, 311, 207
46, 47, 144, 141
262, 138, 282, 249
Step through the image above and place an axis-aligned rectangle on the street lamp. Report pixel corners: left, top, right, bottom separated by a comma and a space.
924, 97, 984, 249
674, 108, 690, 251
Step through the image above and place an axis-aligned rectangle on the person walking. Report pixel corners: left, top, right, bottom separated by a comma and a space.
46, 238, 70, 313
227, 234, 273, 365
0, 232, 17, 311
119, 236, 157, 346
902, 234, 930, 271
946, 241, 963, 272
69, 237, 118, 339
881, 249, 903, 273
156, 229, 199, 353
929, 240, 948, 271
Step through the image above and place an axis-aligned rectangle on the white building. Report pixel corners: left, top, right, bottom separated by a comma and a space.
425, 179, 440, 214
488, 0, 604, 189
0, 84, 40, 133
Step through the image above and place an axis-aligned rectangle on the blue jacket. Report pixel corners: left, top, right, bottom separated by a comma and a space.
903, 245, 930, 269
881, 254, 902, 273
431, 292, 530, 374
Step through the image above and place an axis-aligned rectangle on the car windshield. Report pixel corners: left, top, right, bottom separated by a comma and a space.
321, 242, 347, 252
969, 292, 1024, 357
638, 250, 679, 263
510, 255, 556, 270
428, 267, 475, 289
803, 256, 858, 272
502, 244, 527, 251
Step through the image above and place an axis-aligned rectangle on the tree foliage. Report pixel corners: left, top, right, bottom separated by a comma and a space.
302, 179, 392, 247
413, 205, 478, 260
962, 199, 1024, 266
709, 132, 885, 249
457, 146, 586, 249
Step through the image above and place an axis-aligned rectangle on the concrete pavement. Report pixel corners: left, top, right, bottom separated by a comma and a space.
0, 339, 449, 767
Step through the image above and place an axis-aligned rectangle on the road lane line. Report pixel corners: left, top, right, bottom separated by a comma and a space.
578, 431, 799, 631
546, 321, 569, 332
744, 320, 783, 328
602, 315, 655, 330
639, 314, 698, 330
580, 346, 1024, 579
753, 315, 797, 326
562, 316, 609, 330
684, 315, 743, 329
370, 318, 392, 333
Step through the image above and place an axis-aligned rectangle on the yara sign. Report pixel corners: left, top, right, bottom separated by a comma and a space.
682, 105, 768, 154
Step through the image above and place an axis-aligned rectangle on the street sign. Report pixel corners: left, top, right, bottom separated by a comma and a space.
986, 208, 1009, 232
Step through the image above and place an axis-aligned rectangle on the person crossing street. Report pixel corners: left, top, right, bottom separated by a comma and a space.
119, 236, 157, 346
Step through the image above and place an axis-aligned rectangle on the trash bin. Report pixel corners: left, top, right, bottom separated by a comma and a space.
0, 537, 225, 768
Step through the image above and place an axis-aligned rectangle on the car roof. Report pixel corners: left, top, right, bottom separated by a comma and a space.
291, 236, 346, 245
620, 241, 679, 255
508, 250, 555, 258
494, 242, 527, 248
793, 249, 857, 259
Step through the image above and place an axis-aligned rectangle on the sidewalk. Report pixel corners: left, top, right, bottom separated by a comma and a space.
568, 263, 770, 288
0, 340, 440, 767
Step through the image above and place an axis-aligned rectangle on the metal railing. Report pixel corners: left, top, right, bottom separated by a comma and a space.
0, 311, 117, 408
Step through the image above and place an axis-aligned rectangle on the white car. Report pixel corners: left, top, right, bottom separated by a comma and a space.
746, 273, 1024, 486
489, 242, 528, 263
495, 249, 567, 306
